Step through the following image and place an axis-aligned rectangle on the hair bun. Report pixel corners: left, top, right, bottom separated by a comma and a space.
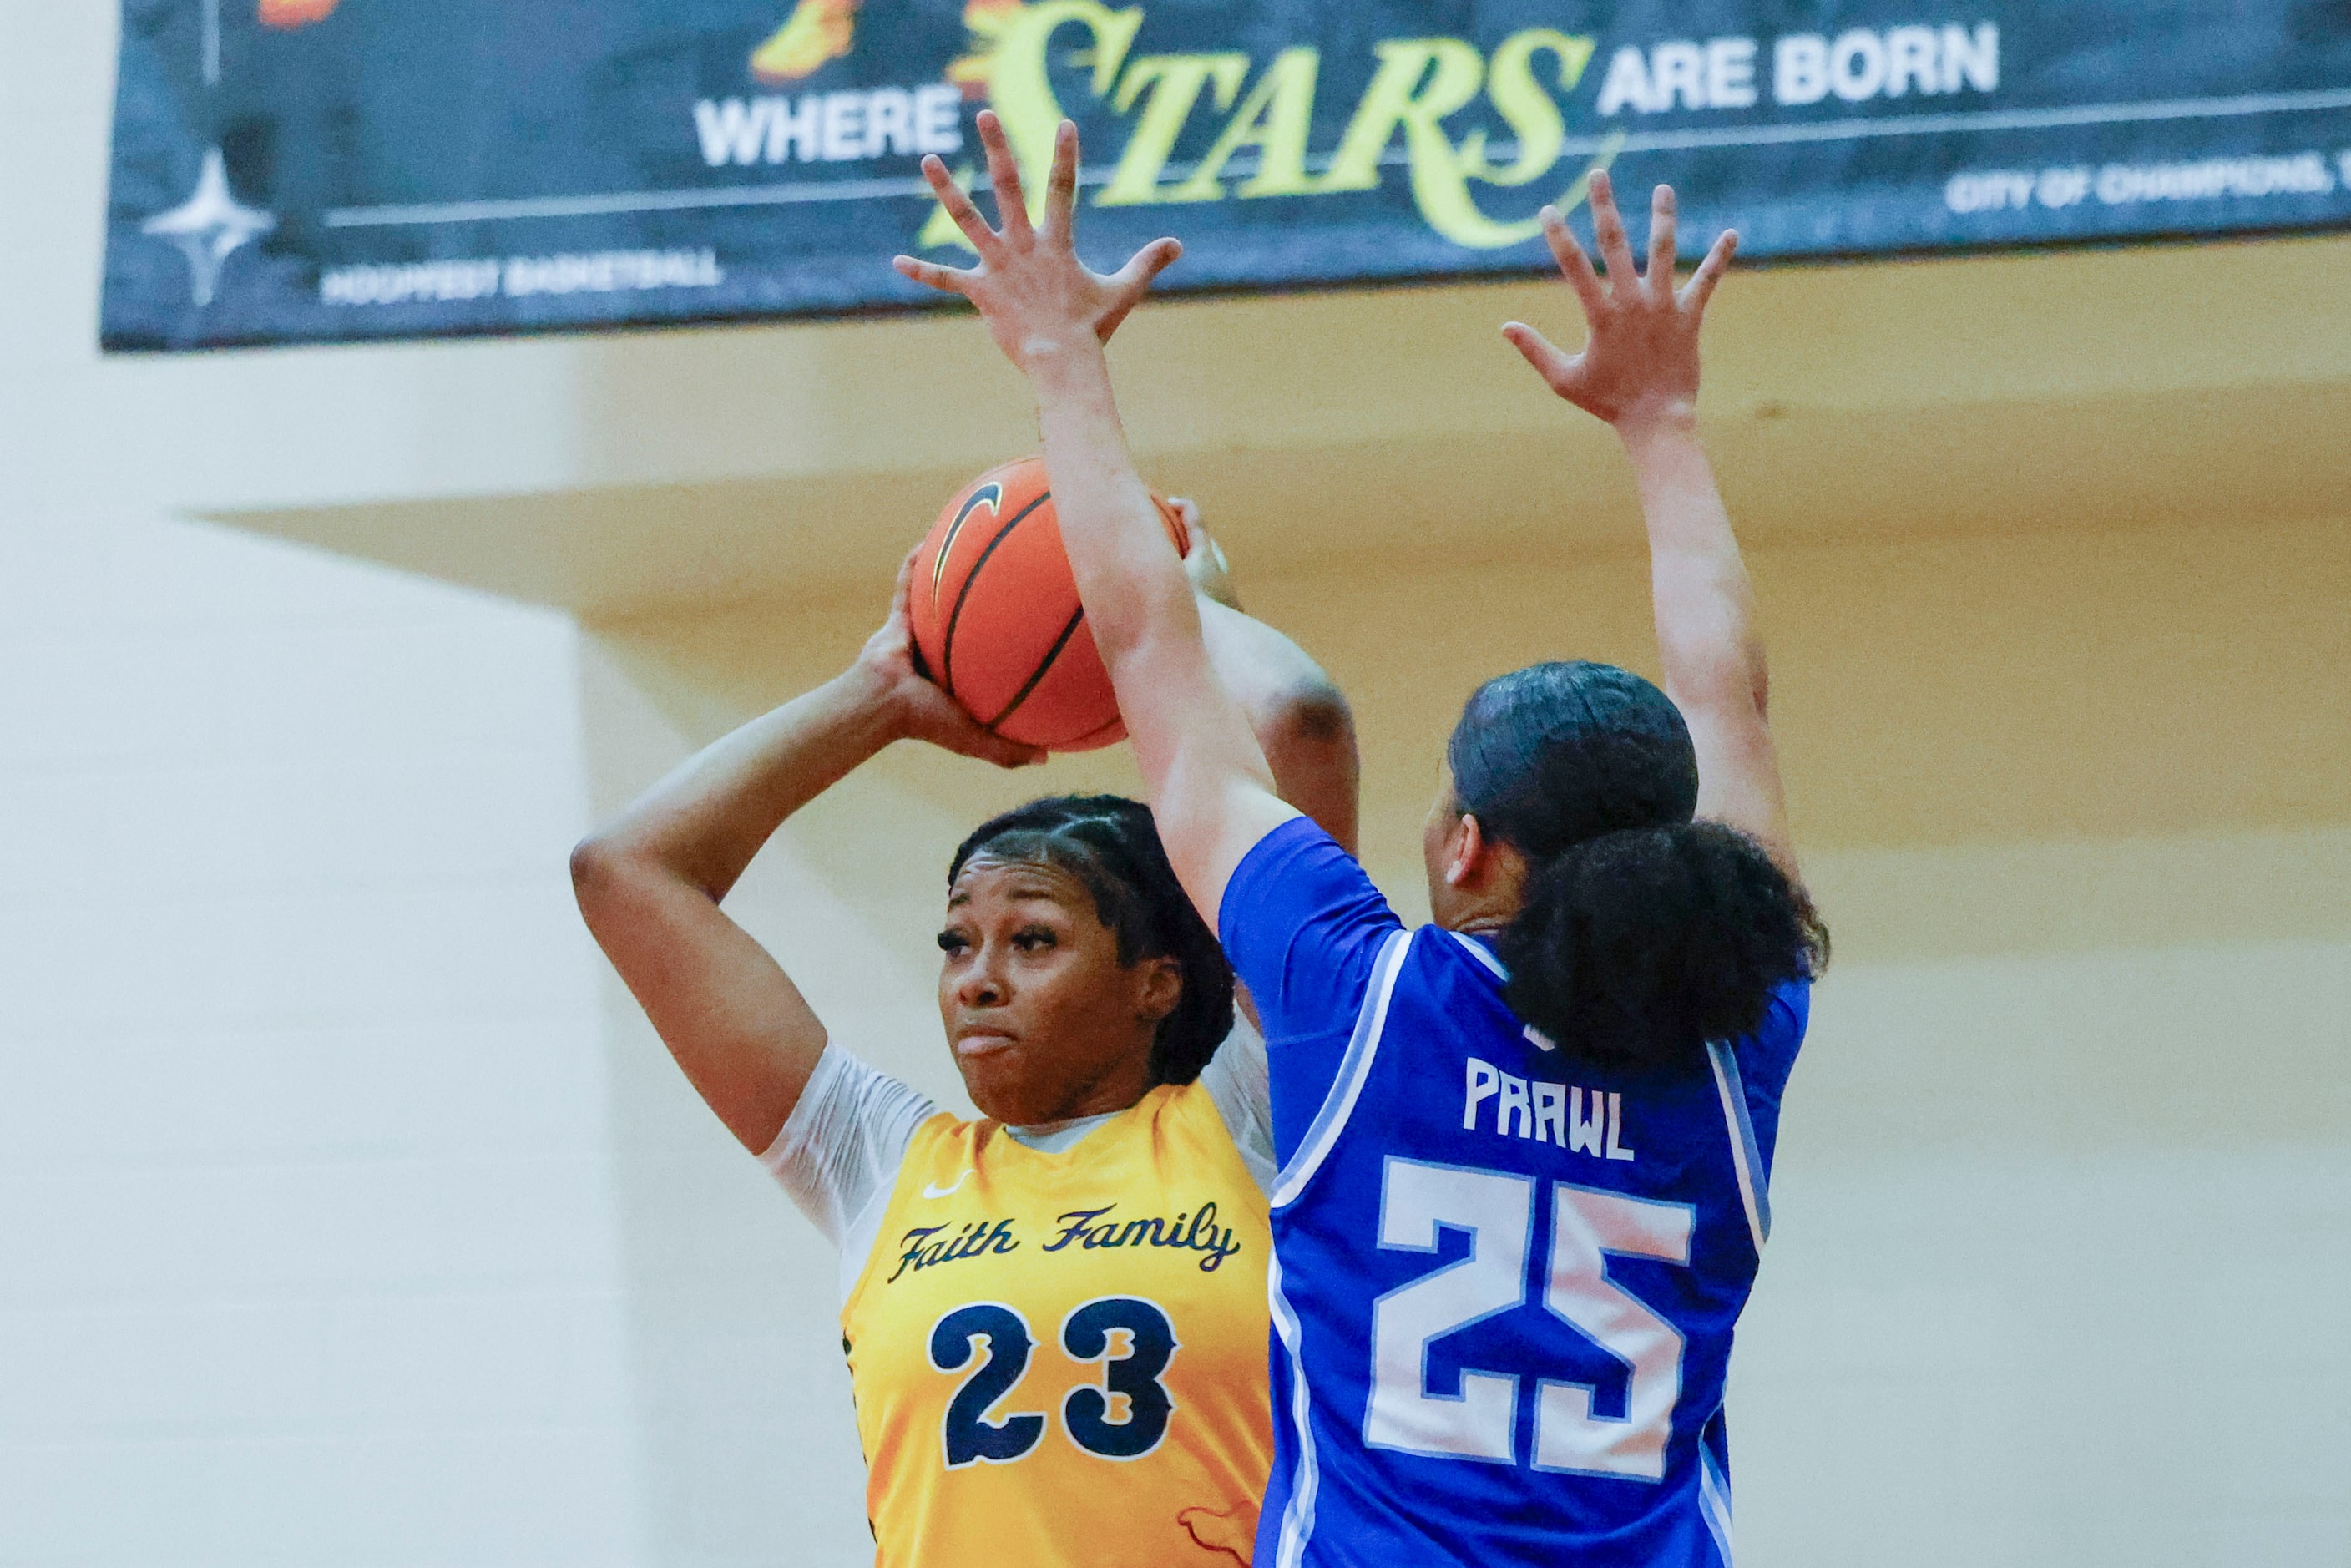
1496, 821, 1824, 1071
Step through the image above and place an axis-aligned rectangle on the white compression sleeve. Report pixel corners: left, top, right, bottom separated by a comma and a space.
1198, 1014, 1275, 1196
759, 1044, 938, 1247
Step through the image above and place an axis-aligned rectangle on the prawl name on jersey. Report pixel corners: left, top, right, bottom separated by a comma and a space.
1463, 1057, 1636, 1161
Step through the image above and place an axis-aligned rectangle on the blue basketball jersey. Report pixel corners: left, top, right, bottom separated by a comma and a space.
1221, 818, 1807, 1568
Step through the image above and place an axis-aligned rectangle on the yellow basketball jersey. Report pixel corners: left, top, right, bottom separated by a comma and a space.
841, 1080, 1272, 1567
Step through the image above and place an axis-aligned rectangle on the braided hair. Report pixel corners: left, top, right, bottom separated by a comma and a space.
948, 795, 1236, 1086
1449, 661, 1828, 1073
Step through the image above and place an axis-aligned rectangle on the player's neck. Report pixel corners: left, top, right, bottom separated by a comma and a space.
1431, 883, 1522, 938
1445, 914, 1512, 938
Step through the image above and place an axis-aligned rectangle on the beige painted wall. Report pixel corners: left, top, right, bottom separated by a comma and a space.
4, 5, 650, 1562
9, 0, 2346, 1560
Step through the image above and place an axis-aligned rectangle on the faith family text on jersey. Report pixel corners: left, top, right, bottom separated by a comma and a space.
884, 1201, 1247, 1284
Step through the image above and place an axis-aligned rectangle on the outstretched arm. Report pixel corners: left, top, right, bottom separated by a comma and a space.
569, 557, 1039, 1152
1503, 175, 1797, 878
897, 114, 1297, 923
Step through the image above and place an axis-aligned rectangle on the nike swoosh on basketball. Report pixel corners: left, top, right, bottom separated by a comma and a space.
922, 1171, 970, 1200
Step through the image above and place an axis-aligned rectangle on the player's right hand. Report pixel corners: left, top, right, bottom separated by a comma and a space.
853, 549, 1046, 769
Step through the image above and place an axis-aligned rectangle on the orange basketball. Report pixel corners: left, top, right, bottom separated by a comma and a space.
909, 456, 1189, 752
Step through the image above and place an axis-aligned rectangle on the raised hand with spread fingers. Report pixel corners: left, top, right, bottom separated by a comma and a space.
896, 111, 1183, 371
902, 111, 1301, 927
1502, 171, 1737, 436
1503, 171, 1794, 876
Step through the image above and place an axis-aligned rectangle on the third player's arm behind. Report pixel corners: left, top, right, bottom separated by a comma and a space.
1180, 498, 1358, 851
1193, 543, 1359, 855
1502, 174, 1797, 879
897, 114, 1300, 923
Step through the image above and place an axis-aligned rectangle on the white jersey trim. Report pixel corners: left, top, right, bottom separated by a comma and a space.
1269, 928, 1412, 1211
1267, 1247, 1322, 1568
1706, 1039, 1772, 1255
1449, 928, 1509, 981
1699, 1443, 1736, 1565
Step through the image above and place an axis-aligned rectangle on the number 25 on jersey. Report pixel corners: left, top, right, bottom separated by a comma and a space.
1366, 1156, 1694, 1481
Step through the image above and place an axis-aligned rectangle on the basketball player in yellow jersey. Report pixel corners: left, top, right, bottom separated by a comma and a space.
572, 530, 1357, 1566
844, 928, 1269, 1563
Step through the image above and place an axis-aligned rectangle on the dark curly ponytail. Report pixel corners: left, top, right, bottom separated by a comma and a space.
948, 795, 1236, 1086
1450, 663, 1826, 1073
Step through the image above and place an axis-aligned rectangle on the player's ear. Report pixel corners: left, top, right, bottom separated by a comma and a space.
1134, 954, 1183, 1024
1444, 812, 1489, 888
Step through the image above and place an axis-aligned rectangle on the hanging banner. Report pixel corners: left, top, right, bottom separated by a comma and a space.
102, 0, 2351, 350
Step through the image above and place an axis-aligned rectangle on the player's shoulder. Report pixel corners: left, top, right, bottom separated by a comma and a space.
899, 1106, 982, 1170
1395, 924, 1519, 1007
1224, 816, 1396, 929
1422, 924, 1506, 975
1747, 977, 1813, 1055
1133, 1075, 1251, 1156
1727, 975, 1810, 1080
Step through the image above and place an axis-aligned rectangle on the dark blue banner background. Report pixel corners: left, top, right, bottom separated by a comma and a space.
103, 0, 2351, 350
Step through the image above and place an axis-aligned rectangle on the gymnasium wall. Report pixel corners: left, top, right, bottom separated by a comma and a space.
0, 529, 648, 1565
2, 3, 652, 1560
6, 0, 2347, 1564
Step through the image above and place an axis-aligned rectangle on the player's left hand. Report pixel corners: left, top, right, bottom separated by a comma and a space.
894, 112, 1182, 373
1502, 172, 1736, 434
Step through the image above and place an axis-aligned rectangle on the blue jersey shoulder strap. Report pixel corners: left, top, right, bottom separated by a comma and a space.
1270, 928, 1411, 1209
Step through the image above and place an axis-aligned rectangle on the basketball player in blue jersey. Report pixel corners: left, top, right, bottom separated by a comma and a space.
900, 114, 1827, 1565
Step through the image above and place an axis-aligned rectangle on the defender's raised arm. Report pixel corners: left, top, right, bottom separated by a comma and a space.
897, 114, 1300, 923
1502, 174, 1797, 878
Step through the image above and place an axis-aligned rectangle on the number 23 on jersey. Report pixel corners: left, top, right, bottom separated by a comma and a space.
930, 1295, 1181, 1466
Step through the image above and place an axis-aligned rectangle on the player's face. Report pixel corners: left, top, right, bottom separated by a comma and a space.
937, 857, 1181, 1125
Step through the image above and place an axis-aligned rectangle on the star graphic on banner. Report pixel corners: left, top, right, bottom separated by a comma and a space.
142, 146, 275, 308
